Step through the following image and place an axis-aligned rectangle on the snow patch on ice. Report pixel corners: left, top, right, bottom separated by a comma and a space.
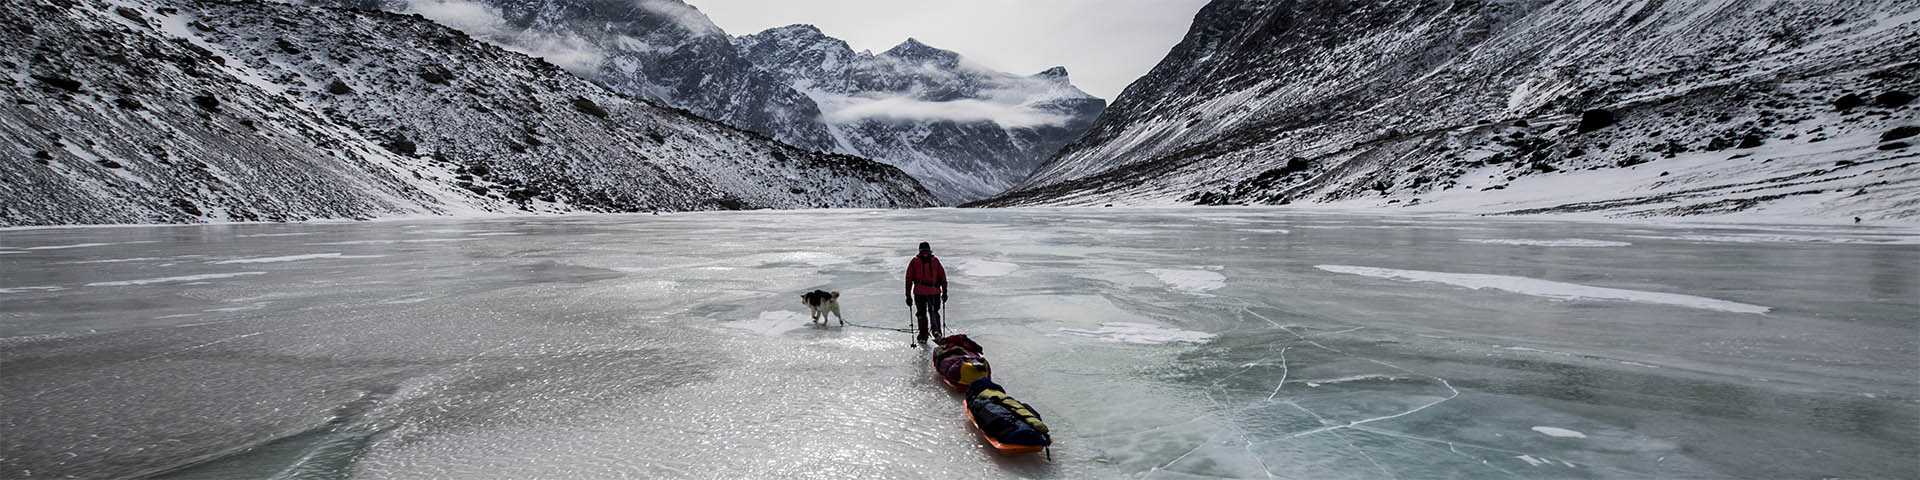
957, 259, 1018, 277
235, 232, 317, 238
310, 238, 477, 245
1299, 374, 1404, 387
1056, 322, 1215, 344
1658, 233, 1920, 245
1517, 455, 1551, 467
210, 253, 386, 264
1149, 269, 1226, 293
1532, 426, 1588, 438
378, 296, 436, 305
23, 241, 157, 250
205, 302, 270, 312
410, 229, 497, 234
0, 286, 66, 294
60, 257, 169, 264
1317, 265, 1770, 314
743, 251, 846, 267
1464, 238, 1631, 247
1502, 346, 1562, 354
86, 272, 268, 287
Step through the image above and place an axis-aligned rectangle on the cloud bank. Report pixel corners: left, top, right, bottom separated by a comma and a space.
821, 95, 1069, 128
405, 0, 606, 72
808, 67, 1084, 129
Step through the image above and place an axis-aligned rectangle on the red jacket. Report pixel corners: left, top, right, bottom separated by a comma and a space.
906, 253, 947, 296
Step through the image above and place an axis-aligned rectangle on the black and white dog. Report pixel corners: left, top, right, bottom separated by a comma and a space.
800, 290, 843, 326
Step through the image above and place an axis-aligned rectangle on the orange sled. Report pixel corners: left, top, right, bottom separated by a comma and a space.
964, 403, 1049, 456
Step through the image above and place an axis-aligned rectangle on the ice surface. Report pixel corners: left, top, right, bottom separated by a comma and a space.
2, 209, 1914, 479
1316, 265, 1772, 314
721, 311, 816, 336
956, 259, 1020, 277
1147, 269, 1227, 293
1056, 322, 1216, 344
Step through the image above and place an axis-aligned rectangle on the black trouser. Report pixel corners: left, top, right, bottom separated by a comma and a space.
914, 294, 943, 342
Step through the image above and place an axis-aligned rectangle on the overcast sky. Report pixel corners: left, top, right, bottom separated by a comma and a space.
684, 0, 1211, 101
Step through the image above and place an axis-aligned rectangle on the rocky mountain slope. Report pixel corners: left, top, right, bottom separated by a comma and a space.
975, 0, 1920, 222
1, 0, 936, 227
318, 0, 1104, 204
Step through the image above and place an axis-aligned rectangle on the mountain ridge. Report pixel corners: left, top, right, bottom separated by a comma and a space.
326, 0, 1106, 204
975, 0, 1920, 222
0, 0, 937, 227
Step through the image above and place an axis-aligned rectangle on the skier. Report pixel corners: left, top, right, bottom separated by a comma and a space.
904, 241, 948, 345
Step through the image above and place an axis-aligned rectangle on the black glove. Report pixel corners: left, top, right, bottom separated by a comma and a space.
941, 292, 948, 302
905, 297, 913, 307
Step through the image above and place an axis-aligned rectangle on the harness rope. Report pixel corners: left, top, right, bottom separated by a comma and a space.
841, 320, 915, 333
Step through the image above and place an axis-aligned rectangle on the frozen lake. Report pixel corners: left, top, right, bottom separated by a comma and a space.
3, 208, 1916, 479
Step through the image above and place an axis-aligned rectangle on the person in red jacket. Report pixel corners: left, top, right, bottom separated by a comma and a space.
904, 241, 948, 344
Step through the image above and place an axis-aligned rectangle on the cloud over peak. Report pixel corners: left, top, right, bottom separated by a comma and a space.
821, 95, 1070, 128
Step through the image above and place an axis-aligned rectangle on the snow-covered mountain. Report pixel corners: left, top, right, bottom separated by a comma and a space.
321, 0, 1105, 204
976, 0, 1920, 222
736, 26, 1106, 204
0, 0, 936, 227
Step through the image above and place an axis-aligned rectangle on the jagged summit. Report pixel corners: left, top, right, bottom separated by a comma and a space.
1034, 66, 1069, 80
739, 24, 848, 55
882, 37, 960, 68
763, 24, 825, 36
